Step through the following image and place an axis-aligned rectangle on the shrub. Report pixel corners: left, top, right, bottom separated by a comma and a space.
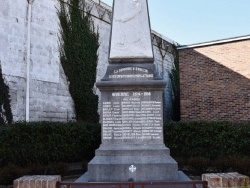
58, 0, 99, 123
213, 157, 232, 172
164, 121, 250, 159
164, 121, 250, 175
0, 65, 13, 125
212, 156, 250, 176
169, 46, 180, 121
187, 157, 210, 175
174, 156, 187, 170
0, 121, 100, 185
0, 120, 249, 183
0, 163, 68, 186
0, 165, 24, 185
229, 156, 250, 176
0, 122, 101, 167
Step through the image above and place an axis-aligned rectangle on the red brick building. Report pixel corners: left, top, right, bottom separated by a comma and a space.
178, 36, 250, 121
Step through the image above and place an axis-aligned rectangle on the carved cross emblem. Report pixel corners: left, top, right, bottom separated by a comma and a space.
129, 165, 137, 172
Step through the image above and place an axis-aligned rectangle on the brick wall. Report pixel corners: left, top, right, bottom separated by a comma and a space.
178, 39, 250, 121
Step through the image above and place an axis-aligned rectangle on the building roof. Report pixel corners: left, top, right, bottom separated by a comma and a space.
151, 30, 179, 46
92, 0, 112, 11
177, 35, 250, 50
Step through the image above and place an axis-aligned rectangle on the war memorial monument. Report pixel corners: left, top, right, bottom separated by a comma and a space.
84, 0, 189, 182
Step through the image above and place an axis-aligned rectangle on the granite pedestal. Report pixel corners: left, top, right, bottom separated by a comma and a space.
77, 0, 190, 184
82, 63, 188, 183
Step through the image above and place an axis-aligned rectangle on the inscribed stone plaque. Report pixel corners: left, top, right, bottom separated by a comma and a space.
109, 0, 153, 60
108, 66, 154, 79
101, 90, 164, 144
101, 64, 159, 81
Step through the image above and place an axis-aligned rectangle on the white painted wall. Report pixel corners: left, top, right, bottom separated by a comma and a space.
0, 0, 174, 122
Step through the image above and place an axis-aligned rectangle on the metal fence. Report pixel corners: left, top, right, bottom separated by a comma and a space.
57, 180, 208, 188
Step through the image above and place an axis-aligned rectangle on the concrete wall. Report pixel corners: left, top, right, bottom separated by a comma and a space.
0, 0, 175, 122
178, 38, 250, 121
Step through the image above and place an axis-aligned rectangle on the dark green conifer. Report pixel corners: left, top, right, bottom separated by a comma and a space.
169, 47, 180, 121
58, 0, 99, 123
0, 65, 13, 125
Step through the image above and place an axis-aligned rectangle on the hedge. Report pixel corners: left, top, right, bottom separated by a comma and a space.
164, 121, 250, 176
164, 121, 250, 160
0, 122, 101, 167
0, 121, 249, 168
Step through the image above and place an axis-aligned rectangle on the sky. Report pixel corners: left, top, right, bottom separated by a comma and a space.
100, 0, 250, 45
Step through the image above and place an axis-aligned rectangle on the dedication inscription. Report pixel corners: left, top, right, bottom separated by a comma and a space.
108, 67, 154, 79
102, 91, 162, 140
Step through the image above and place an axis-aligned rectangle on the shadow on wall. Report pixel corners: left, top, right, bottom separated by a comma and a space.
179, 48, 250, 121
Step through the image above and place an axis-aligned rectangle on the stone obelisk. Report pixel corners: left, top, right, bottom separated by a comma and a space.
87, 0, 184, 182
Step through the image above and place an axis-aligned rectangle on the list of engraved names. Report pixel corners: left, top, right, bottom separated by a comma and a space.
103, 92, 162, 140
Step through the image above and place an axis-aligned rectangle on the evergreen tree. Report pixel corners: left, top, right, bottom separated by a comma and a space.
58, 0, 99, 123
169, 47, 180, 121
0, 65, 13, 125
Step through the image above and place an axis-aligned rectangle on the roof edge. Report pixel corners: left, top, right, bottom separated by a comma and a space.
151, 30, 179, 46
177, 35, 250, 50
92, 0, 112, 11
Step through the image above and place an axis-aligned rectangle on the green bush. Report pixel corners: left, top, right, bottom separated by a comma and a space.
1, 121, 248, 168
169, 46, 180, 121
164, 121, 250, 159
164, 121, 250, 176
58, 0, 99, 123
0, 165, 24, 185
0, 122, 101, 167
0, 65, 13, 125
187, 157, 210, 175
0, 120, 249, 184
0, 163, 68, 185
212, 155, 250, 176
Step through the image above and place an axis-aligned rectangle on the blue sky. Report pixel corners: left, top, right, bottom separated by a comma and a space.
101, 0, 250, 45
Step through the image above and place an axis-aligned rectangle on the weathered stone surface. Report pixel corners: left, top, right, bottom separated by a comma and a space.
88, 143, 178, 182
97, 80, 165, 144
202, 172, 250, 188
13, 176, 61, 188
109, 0, 153, 61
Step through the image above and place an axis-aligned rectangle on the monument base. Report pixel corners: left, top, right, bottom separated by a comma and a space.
89, 63, 190, 185
76, 171, 190, 182
75, 171, 191, 188
86, 144, 180, 182
77, 145, 191, 187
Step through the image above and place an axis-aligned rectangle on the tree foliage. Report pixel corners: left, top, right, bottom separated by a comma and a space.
0, 65, 13, 125
58, 0, 99, 123
169, 46, 180, 121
